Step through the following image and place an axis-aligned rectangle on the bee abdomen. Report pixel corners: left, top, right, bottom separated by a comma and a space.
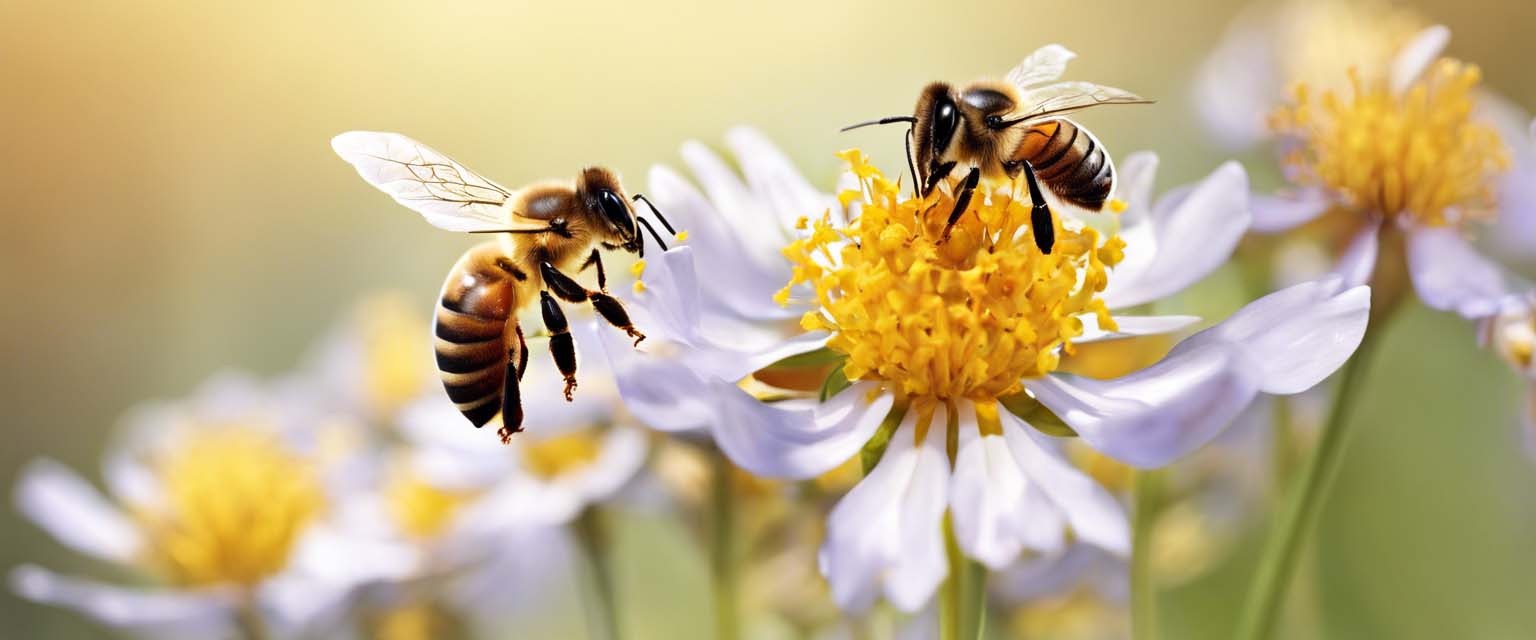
435, 243, 523, 428
1013, 119, 1115, 211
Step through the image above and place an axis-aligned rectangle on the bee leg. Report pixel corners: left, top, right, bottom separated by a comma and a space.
540, 261, 645, 347
579, 248, 608, 293
539, 291, 579, 401
922, 161, 957, 199
515, 324, 529, 380
940, 166, 981, 242
1020, 160, 1055, 255
497, 357, 524, 444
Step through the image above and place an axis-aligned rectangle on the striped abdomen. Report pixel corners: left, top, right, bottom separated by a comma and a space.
1010, 119, 1114, 211
434, 242, 525, 428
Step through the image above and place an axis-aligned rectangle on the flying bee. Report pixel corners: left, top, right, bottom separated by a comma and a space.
843, 44, 1152, 254
332, 131, 675, 443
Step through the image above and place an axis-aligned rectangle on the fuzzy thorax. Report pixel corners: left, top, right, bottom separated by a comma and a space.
777, 150, 1123, 403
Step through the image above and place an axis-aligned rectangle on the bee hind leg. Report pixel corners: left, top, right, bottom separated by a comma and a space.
539, 291, 579, 401
497, 356, 524, 443
1018, 160, 1055, 255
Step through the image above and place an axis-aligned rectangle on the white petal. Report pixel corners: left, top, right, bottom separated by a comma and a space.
949, 410, 1066, 570
647, 164, 792, 322
726, 126, 838, 236
10, 565, 232, 638
1190, 7, 1283, 150
1332, 223, 1380, 288
595, 326, 715, 433
1478, 95, 1536, 261
1027, 342, 1262, 468
700, 331, 829, 383
680, 140, 792, 265
1077, 314, 1201, 344
1102, 161, 1250, 309
566, 425, 648, 502
710, 381, 893, 479
1391, 25, 1451, 96
999, 414, 1130, 555
1170, 278, 1371, 394
628, 246, 702, 344
819, 409, 949, 613
14, 459, 141, 564
1114, 152, 1159, 222
1406, 226, 1523, 319
1249, 189, 1332, 233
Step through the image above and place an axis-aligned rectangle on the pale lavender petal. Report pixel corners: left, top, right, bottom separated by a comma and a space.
1000, 414, 1130, 555
1332, 223, 1380, 288
1250, 189, 1332, 233
15, 459, 141, 564
1390, 25, 1451, 95
726, 126, 839, 236
1191, 7, 1283, 150
594, 325, 714, 433
710, 381, 893, 479
1406, 226, 1523, 319
10, 565, 232, 638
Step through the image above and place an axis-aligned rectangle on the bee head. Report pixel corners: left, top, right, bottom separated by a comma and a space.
577, 167, 640, 251
912, 83, 962, 186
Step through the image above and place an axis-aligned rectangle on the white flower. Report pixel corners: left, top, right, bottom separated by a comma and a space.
11, 373, 413, 639
599, 111, 1369, 611
1199, 12, 1536, 312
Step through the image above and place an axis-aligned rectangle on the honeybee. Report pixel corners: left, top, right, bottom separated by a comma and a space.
844, 44, 1151, 254
332, 131, 673, 443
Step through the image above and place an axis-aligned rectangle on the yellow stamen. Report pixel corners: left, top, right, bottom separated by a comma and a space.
137, 428, 323, 587
384, 470, 481, 540
520, 430, 604, 479
777, 150, 1122, 403
1271, 59, 1508, 226
675, 230, 690, 242
630, 259, 646, 277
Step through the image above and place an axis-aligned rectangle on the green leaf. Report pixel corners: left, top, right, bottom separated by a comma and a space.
860, 402, 907, 474
818, 361, 851, 402
998, 392, 1077, 437
760, 346, 843, 372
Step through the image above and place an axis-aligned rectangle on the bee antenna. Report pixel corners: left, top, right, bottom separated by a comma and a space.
631, 193, 677, 235
840, 116, 917, 132
636, 216, 670, 252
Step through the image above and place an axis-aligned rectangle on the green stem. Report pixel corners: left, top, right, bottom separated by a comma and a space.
708, 448, 741, 640
235, 590, 269, 640
1269, 396, 1296, 490
1234, 337, 1376, 640
1131, 469, 1165, 640
573, 507, 621, 640
939, 515, 988, 640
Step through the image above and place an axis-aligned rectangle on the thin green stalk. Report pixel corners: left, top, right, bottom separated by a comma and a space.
939, 516, 988, 640
1234, 338, 1376, 640
1131, 469, 1165, 640
708, 448, 741, 640
573, 507, 621, 640
1270, 396, 1296, 490
235, 591, 269, 640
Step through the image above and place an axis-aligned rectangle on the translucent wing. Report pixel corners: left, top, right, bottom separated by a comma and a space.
1012, 81, 1152, 125
1004, 44, 1077, 90
332, 131, 525, 232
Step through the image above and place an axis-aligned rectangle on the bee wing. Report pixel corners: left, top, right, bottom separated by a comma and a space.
331, 131, 521, 233
1011, 81, 1153, 125
1003, 44, 1077, 90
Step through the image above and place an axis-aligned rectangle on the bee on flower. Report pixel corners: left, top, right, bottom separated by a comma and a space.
10, 373, 414, 639
597, 47, 1370, 612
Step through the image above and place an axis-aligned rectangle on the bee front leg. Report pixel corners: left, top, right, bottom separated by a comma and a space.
579, 248, 608, 293
940, 166, 981, 242
540, 261, 645, 347
539, 291, 579, 401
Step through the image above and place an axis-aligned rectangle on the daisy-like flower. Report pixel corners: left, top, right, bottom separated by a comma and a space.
10, 374, 413, 639
1200, 8, 1536, 316
299, 291, 439, 425
603, 119, 1369, 610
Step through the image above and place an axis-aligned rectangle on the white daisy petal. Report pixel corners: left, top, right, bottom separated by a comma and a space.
999, 413, 1130, 555
726, 126, 839, 235
14, 459, 141, 564
1169, 278, 1371, 394
10, 565, 232, 638
1406, 225, 1522, 319
1249, 189, 1332, 233
680, 140, 790, 264
710, 381, 893, 479
1115, 152, 1159, 222
1026, 342, 1263, 468
819, 409, 949, 613
1101, 161, 1250, 309
950, 406, 1066, 570
567, 425, 648, 502
1333, 223, 1380, 288
1191, 5, 1282, 150
595, 326, 714, 433
1390, 25, 1451, 96
1077, 314, 1201, 344
629, 246, 702, 344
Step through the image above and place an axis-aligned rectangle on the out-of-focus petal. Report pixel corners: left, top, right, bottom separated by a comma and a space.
680, 140, 794, 265
710, 381, 893, 479
1027, 342, 1262, 468
1114, 152, 1159, 223
1477, 95, 1536, 261
818, 409, 948, 613
1250, 189, 1332, 233
1332, 223, 1380, 288
565, 425, 648, 502
1406, 225, 1525, 319
1101, 161, 1250, 309
1170, 278, 1371, 395
10, 565, 232, 638
1191, 6, 1283, 150
1390, 25, 1451, 96
14, 459, 141, 564
1000, 413, 1130, 555
726, 126, 840, 236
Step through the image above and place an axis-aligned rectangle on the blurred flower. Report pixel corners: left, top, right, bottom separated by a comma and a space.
992, 546, 1128, 640
604, 118, 1369, 611
298, 291, 438, 425
11, 373, 412, 639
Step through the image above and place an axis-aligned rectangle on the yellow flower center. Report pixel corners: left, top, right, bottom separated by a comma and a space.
357, 293, 432, 416
384, 470, 481, 540
520, 430, 604, 479
1271, 59, 1508, 226
1275, 0, 1424, 92
777, 150, 1122, 403
367, 602, 467, 640
137, 428, 324, 587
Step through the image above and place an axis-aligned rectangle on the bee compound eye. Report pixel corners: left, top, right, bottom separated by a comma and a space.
598, 189, 634, 236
